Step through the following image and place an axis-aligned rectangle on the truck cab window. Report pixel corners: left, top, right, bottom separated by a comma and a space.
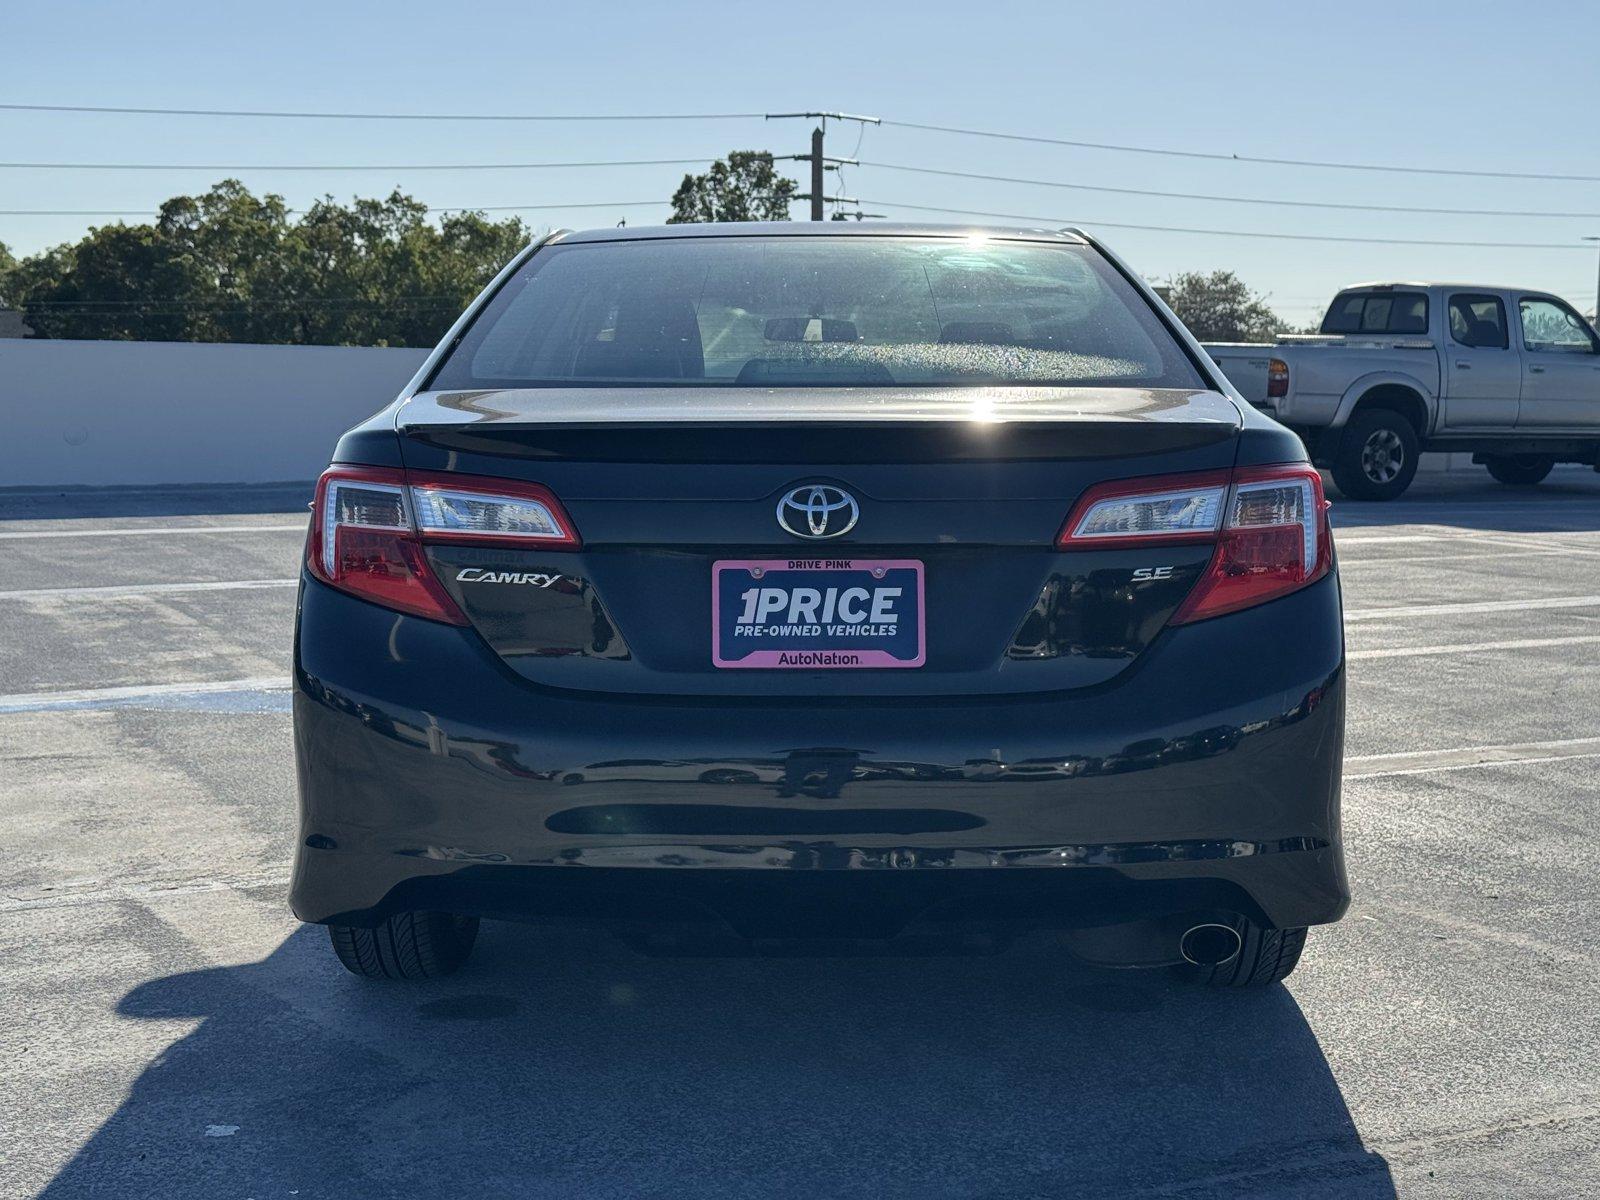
1449, 295, 1509, 349
1389, 294, 1428, 334
1519, 298, 1598, 353
1320, 291, 1428, 335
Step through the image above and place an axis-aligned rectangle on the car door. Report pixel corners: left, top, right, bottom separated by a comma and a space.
1440, 292, 1520, 429
1515, 296, 1600, 429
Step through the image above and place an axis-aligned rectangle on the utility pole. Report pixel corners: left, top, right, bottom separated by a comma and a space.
766, 111, 881, 221
809, 126, 825, 222
1586, 236, 1600, 324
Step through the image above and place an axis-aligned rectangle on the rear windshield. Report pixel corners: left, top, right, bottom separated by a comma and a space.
428, 235, 1206, 390
1320, 291, 1429, 335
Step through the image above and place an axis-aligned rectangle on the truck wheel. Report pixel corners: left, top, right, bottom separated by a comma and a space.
1484, 454, 1555, 486
328, 912, 479, 979
1331, 409, 1419, 501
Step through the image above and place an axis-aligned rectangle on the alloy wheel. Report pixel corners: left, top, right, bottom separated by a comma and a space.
1360, 429, 1404, 484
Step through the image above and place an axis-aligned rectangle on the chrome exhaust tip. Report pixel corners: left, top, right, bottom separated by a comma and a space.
1180, 923, 1242, 966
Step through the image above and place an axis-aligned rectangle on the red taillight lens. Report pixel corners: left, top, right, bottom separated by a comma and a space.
1266, 358, 1289, 399
1059, 464, 1331, 625
306, 466, 582, 624
1174, 465, 1330, 623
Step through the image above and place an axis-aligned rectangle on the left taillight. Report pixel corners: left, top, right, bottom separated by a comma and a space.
306, 466, 581, 624
1058, 463, 1331, 624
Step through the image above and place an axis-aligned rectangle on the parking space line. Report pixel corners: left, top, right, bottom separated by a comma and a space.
1335, 529, 1474, 546
0, 676, 292, 713
0, 578, 297, 601
1333, 500, 1600, 518
1375, 904, 1600, 972
1348, 634, 1600, 660
0, 523, 304, 540
1345, 735, 1600, 779
1344, 594, 1600, 621
1337, 527, 1600, 547
1456, 533, 1600, 559
1339, 549, 1567, 567
0, 870, 291, 913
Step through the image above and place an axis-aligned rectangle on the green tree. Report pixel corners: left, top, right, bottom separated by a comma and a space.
1160, 271, 1285, 343
5, 180, 532, 346
668, 151, 797, 224
0, 240, 16, 305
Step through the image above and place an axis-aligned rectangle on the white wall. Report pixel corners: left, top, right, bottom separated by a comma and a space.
0, 337, 1492, 489
1, 339, 430, 487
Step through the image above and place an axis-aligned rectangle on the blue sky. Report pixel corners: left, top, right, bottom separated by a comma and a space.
6, 0, 1600, 326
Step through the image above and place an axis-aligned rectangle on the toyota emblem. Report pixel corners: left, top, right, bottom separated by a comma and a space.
776, 484, 859, 540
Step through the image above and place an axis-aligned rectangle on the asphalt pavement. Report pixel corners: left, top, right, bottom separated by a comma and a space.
3, 469, 1599, 1198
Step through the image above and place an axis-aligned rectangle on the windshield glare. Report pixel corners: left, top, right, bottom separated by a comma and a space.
429, 235, 1204, 391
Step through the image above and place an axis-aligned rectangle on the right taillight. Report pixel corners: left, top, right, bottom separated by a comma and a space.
307, 466, 581, 624
1059, 464, 1331, 625
1170, 464, 1330, 623
1266, 357, 1289, 398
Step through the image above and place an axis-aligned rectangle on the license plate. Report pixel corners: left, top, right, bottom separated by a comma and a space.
712, 558, 925, 669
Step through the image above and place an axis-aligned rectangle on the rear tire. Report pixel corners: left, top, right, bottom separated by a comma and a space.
1484, 454, 1555, 486
1194, 924, 1307, 989
1331, 409, 1419, 501
328, 911, 479, 979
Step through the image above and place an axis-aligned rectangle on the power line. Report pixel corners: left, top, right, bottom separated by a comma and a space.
0, 200, 668, 217
880, 119, 1600, 184
858, 198, 1597, 249
0, 102, 764, 122
864, 162, 1600, 220
5, 100, 1596, 183
0, 158, 711, 172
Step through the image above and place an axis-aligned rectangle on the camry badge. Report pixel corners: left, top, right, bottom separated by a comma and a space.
777, 484, 859, 540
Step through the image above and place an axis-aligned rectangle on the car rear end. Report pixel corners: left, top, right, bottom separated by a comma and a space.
291, 225, 1346, 984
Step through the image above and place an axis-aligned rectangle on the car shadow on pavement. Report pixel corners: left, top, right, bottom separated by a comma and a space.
42, 920, 1396, 1199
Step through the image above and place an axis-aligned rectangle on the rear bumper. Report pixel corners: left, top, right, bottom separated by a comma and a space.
291, 572, 1348, 946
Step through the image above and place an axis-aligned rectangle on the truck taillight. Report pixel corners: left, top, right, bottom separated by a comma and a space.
307, 466, 581, 624
1266, 358, 1289, 398
1058, 464, 1331, 624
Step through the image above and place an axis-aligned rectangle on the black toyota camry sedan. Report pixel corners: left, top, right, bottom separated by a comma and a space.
291, 223, 1346, 988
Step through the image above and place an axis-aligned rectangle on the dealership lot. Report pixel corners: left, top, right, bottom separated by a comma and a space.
2, 473, 1599, 1199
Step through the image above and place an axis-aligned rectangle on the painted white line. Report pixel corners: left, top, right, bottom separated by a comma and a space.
1337, 527, 1600, 546
1335, 531, 1469, 546
0, 578, 297, 601
1344, 594, 1600, 621
1339, 549, 1565, 567
1349, 635, 1600, 661
0, 676, 291, 712
1345, 735, 1600, 780
1335, 498, 1600, 514
0, 523, 304, 540
1348, 751, 1600, 781
1477, 536, 1600, 559
0, 871, 291, 912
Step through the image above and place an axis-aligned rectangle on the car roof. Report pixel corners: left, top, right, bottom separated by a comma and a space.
1335, 281, 1556, 296
553, 221, 1090, 245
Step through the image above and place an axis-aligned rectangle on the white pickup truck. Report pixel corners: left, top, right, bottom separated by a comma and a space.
1205, 282, 1600, 499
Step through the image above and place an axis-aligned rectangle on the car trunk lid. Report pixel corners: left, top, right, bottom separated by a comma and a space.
395, 385, 1241, 697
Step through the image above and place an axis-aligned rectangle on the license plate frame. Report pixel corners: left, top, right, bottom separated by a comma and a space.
711, 558, 926, 670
